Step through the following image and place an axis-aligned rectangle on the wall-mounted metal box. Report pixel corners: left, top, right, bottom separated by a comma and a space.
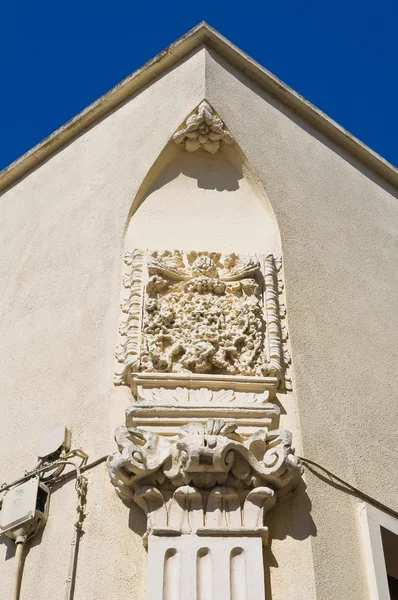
0, 478, 50, 538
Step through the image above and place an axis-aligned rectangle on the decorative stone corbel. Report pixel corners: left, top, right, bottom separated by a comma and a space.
172, 101, 234, 153
107, 418, 302, 517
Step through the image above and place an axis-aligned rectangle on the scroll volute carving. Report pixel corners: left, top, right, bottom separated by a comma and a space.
107, 419, 302, 501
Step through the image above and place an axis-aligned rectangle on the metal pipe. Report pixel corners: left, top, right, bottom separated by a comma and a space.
11, 542, 24, 600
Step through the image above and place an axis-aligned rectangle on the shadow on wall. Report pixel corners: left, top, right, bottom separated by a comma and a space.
147, 149, 243, 194
123, 137, 282, 255
263, 479, 316, 599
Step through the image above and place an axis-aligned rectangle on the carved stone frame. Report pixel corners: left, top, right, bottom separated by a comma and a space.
115, 250, 291, 392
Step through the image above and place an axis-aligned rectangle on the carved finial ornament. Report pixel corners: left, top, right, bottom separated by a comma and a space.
173, 101, 233, 154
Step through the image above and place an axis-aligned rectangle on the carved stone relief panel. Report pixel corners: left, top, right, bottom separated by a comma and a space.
115, 250, 291, 392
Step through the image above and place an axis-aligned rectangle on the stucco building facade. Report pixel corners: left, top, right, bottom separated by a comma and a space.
0, 23, 397, 600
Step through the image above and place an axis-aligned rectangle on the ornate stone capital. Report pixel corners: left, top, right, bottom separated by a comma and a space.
107, 418, 301, 499
107, 418, 302, 545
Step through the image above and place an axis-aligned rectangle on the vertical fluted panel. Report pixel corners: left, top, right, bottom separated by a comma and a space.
163, 548, 180, 600
196, 548, 213, 600
230, 548, 246, 600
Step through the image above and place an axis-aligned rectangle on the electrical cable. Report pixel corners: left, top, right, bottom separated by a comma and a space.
50, 452, 398, 521
1, 450, 88, 496
51, 455, 108, 488
2, 450, 90, 600
299, 456, 398, 520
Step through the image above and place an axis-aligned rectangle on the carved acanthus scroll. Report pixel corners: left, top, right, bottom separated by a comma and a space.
107, 418, 302, 501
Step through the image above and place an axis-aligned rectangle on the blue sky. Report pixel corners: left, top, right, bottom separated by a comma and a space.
1, 0, 397, 171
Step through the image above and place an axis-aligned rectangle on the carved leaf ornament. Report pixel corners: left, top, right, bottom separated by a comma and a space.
173, 101, 233, 154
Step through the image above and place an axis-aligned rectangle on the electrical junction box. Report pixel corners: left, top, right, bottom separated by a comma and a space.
37, 425, 71, 461
0, 478, 50, 538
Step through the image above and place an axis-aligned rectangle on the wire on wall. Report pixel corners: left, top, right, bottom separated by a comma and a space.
299, 456, 398, 520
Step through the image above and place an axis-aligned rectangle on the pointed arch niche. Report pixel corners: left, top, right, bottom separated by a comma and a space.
116, 101, 292, 396
110, 102, 302, 600
124, 104, 281, 256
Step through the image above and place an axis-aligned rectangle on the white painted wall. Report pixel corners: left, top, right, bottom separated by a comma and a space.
0, 44, 396, 600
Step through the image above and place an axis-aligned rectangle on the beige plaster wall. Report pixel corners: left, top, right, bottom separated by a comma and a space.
0, 47, 207, 600
0, 43, 396, 600
126, 142, 281, 254
204, 48, 398, 599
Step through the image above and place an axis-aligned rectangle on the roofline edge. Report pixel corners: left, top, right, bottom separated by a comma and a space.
1, 21, 397, 192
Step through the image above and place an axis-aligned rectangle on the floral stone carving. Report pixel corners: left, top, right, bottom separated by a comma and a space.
140, 251, 268, 378
115, 250, 291, 390
136, 386, 271, 405
173, 101, 233, 153
107, 418, 302, 502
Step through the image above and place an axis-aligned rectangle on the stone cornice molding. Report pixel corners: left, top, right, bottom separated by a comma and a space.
127, 375, 280, 437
